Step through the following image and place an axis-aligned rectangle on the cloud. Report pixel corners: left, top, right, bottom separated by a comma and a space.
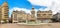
39, 3, 60, 14
9, 6, 60, 17
28, 0, 52, 6
12, 7, 31, 13
28, 0, 60, 6
28, 0, 60, 14
9, 7, 30, 17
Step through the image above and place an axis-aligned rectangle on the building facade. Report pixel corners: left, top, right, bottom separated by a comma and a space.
12, 10, 27, 23
11, 7, 36, 23
11, 11, 18, 23
53, 13, 60, 22
37, 10, 52, 23
0, 2, 9, 23
17, 11, 27, 23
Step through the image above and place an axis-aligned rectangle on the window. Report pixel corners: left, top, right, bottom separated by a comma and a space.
29, 20, 35, 22
49, 14, 52, 15
14, 14, 17, 19
31, 16, 34, 18
4, 15, 8, 16
37, 14, 40, 17
18, 19, 22, 20
14, 18, 17, 21
31, 11, 35, 14
37, 18, 40, 20
43, 14, 46, 15
18, 20, 26, 23
4, 12, 8, 14
5, 16, 8, 18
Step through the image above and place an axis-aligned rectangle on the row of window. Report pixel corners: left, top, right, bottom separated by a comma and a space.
37, 11, 52, 13
4, 16, 8, 18
37, 14, 52, 17
37, 14, 52, 16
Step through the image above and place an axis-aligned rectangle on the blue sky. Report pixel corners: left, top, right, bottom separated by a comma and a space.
1, 0, 60, 17
0, 0, 60, 17
0, 0, 49, 17
0, 0, 47, 9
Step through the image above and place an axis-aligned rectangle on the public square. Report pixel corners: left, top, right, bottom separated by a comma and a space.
0, 23, 60, 28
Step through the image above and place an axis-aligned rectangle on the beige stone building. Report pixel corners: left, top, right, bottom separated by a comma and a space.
53, 13, 60, 22
17, 11, 27, 23
11, 7, 36, 23
0, 2, 9, 23
37, 10, 52, 23
11, 11, 18, 23
27, 13, 32, 21
12, 10, 27, 23
11, 7, 53, 23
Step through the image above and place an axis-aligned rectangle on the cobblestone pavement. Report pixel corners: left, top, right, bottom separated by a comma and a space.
0, 23, 60, 28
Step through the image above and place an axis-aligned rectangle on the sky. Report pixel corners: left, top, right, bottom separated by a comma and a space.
0, 0, 60, 17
